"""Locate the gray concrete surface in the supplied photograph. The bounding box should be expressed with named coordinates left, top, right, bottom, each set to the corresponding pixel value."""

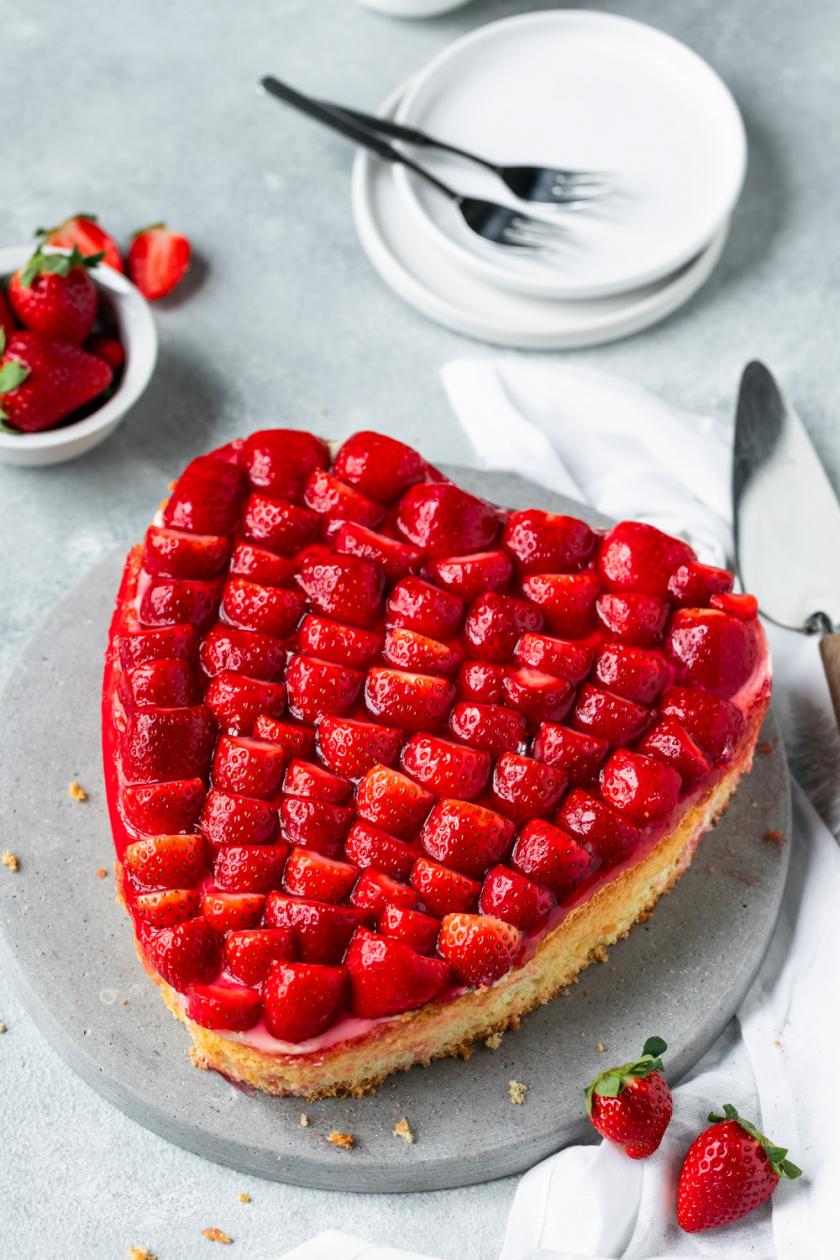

left=0, top=1, right=838, bottom=1256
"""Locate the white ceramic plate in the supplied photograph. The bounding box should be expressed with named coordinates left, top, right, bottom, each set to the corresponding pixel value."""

left=392, top=10, right=746, bottom=300
left=352, top=86, right=729, bottom=350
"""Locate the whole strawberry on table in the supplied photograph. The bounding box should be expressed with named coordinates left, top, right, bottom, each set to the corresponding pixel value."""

left=585, top=1035, right=673, bottom=1158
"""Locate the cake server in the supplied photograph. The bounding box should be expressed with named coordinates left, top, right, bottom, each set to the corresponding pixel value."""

left=733, top=360, right=840, bottom=726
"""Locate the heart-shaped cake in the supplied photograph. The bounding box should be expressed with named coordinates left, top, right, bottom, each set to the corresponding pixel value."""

left=102, top=429, right=770, bottom=1098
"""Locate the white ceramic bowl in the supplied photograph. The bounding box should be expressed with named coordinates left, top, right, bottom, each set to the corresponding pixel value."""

left=0, top=245, right=157, bottom=467
left=355, top=0, right=473, bottom=16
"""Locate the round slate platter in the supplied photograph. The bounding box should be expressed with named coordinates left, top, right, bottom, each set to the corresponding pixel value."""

left=0, top=469, right=791, bottom=1193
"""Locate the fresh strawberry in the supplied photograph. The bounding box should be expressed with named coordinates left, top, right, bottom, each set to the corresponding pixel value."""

left=420, top=799, right=514, bottom=878
left=396, top=482, right=499, bottom=557
left=243, top=492, right=320, bottom=554
left=668, top=561, right=734, bottom=607
left=213, top=842, right=289, bottom=893
left=437, top=913, right=524, bottom=987
left=200, top=890, right=265, bottom=932
left=637, top=716, right=711, bottom=787
left=479, top=864, right=554, bottom=930
left=710, top=591, right=759, bottom=621
left=0, top=289, right=16, bottom=341
left=350, top=868, right=417, bottom=913
left=285, top=653, right=363, bottom=723
left=346, top=926, right=449, bottom=1018
left=449, top=701, right=527, bottom=756
left=86, top=333, right=125, bottom=373
left=127, top=658, right=198, bottom=708
left=316, top=716, right=403, bottom=779
left=284, top=759, right=351, bottom=803
left=303, top=467, right=385, bottom=527
left=140, top=578, right=221, bottom=632
left=253, top=715, right=316, bottom=760
left=0, top=329, right=111, bottom=432
left=533, top=722, right=609, bottom=786
left=142, top=525, right=229, bottom=580
left=410, top=856, right=481, bottom=916
left=229, top=541, right=295, bottom=587
left=596, top=593, right=670, bottom=647
left=660, top=688, right=746, bottom=764
left=333, top=430, right=429, bottom=501
left=492, top=752, right=567, bottom=823
left=136, top=887, right=202, bottom=925
left=572, top=684, right=650, bottom=745
left=279, top=796, right=353, bottom=855
left=37, top=213, right=124, bottom=272
left=124, top=833, right=207, bottom=889
left=333, top=521, right=423, bottom=580
left=557, top=789, right=641, bottom=865
left=400, top=734, right=490, bottom=800
left=224, top=926, right=295, bottom=985
left=502, top=666, right=575, bottom=724
left=464, top=591, right=543, bottom=662
left=264, top=892, right=364, bottom=964
left=600, top=749, right=682, bottom=825
left=204, top=671, right=286, bottom=735
left=387, top=576, right=465, bottom=639
left=122, top=778, right=205, bottom=835
left=593, top=642, right=670, bottom=704
left=147, top=917, right=221, bottom=992
left=127, top=223, right=190, bottom=300
left=365, top=667, right=456, bottom=730
left=598, top=521, right=695, bottom=595
left=163, top=456, right=245, bottom=535
left=521, top=572, right=600, bottom=638
left=514, top=632, right=595, bottom=683
left=667, top=609, right=759, bottom=698
left=502, top=510, right=597, bottom=573
left=262, top=960, right=348, bottom=1042
left=456, top=661, right=509, bottom=704
left=297, top=614, right=383, bottom=670
left=355, top=765, right=435, bottom=838
left=8, top=245, right=100, bottom=344
left=677, top=1104, right=801, bottom=1232
left=123, top=705, right=215, bottom=782
left=585, top=1036, right=673, bottom=1158
left=378, top=903, right=441, bottom=954
left=425, top=550, right=514, bottom=599
left=186, top=982, right=262, bottom=1032
left=242, top=429, right=329, bottom=501
left=511, top=819, right=592, bottom=897
left=221, top=577, right=304, bottom=638
left=344, top=821, right=418, bottom=880
left=117, top=624, right=198, bottom=670
left=295, top=551, right=384, bottom=628
left=199, top=788, right=278, bottom=847
left=282, top=847, right=359, bottom=903
left=383, top=626, right=462, bottom=678
left=200, top=626, right=286, bottom=682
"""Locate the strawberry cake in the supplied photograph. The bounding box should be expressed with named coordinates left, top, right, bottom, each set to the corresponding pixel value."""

left=102, top=429, right=770, bottom=1098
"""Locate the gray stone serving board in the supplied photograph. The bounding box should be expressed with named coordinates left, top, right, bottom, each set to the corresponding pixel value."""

left=0, top=469, right=791, bottom=1193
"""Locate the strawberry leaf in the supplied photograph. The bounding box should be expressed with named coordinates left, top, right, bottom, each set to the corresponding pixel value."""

left=708, top=1104, right=803, bottom=1180
left=584, top=1036, right=668, bottom=1114
left=0, top=360, right=29, bottom=394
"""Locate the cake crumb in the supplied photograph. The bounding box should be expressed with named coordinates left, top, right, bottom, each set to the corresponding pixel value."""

left=121, top=998, right=129, bottom=1006
left=239, top=1192, right=251, bottom=1204
left=96, top=866, right=108, bottom=880
left=484, top=1032, right=504, bottom=1051
left=508, top=1080, right=528, bottom=1105
left=0, top=1023, right=6, bottom=1034
left=393, top=1118, right=414, bottom=1144
left=762, top=830, right=788, bottom=846
left=128, top=1249, right=156, bottom=1260
left=592, top=945, right=609, bottom=964
left=299, top=1112, right=310, bottom=1127
left=68, top=780, right=88, bottom=802
left=758, top=741, right=774, bottom=755
left=202, top=1227, right=232, bottom=1244
left=327, top=1129, right=354, bottom=1150
left=596, top=1042, right=606, bottom=1053
left=2, top=851, right=19, bottom=872
left=774, top=1038, right=782, bottom=1048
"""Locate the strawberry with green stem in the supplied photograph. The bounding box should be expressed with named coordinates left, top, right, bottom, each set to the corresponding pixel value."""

left=0, top=328, right=112, bottom=434
left=585, top=1035, right=673, bottom=1158
left=36, top=213, right=124, bottom=273
left=8, top=244, right=103, bottom=344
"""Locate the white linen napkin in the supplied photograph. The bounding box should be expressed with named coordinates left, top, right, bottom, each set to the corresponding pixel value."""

left=282, top=360, right=840, bottom=1260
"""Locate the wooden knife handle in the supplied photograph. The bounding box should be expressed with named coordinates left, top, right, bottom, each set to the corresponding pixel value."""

left=819, top=633, right=840, bottom=731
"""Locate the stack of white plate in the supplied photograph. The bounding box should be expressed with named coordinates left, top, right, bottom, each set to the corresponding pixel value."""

left=352, top=11, right=747, bottom=349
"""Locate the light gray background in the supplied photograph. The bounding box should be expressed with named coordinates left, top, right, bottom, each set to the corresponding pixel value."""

left=0, top=1, right=837, bottom=1257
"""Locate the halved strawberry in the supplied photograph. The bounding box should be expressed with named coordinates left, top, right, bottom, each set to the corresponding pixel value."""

left=283, top=759, right=351, bottom=804
left=124, top=833, right=208, bottom=889
left=122, top=778, right=205, bottom=835
left=243, top=493, right=320, bottom=554
left=229, top=541, right=295, bottom=587
left=136, top=887, right=202, bottom=925
left=420, top=799, right=514, bottom=878
left=344, top=821, right=418, bottom=880
left=492, top=752, right=567, bottom=823
left=383, top=627, right=462, bottom=678
left=660, top=687, right=746, bottom=764
left=364, top=667, right=456, bottom=730
left=637, top=716, right=711, bottom=787
left=199, top=788, right=278, bottom=847
left=668, top=561, right=734, bottom=607
left=437, top=913, right=524, bottom=987
left=148, top=917, right=221, bottom=992
left=425, top=550, right=513, bottom=599
left=386, top=577, right=465, bottom=639
left=449, top=702, right=527, bottom=756
left=400, top=734, right=490, bottom=800
left=297, top=614, right=383, bottom=670
left=316, top=716, right=403, bottom=779
left=456, top=661, right=509, bottom=704
left=242, top=429, right=330, bottom=501
left=127, top=223, right=190, bottom=300
left=355, top=765, right=434, bottom=838
left=200, top=626, right=287, bottom=682
left=710, top=592, right=759, bottom=621
left=200, top=890, right=265, bottom=932
left=143, top=526, right=229, bottom=579
left=213, top=842, right=289, bottom=893
left=396, top=482, right=499, bottom=557
left=502, top=667, right=575, bottom=724
left=333, top=430, right=429, bottom=501
left=533, top=723, right=608, bottom=786
left=285, top=653, right=363, bottom=723
left=262, top=960, right=348, bottom=1042
left=514, top=632, right=595, bottom=683
left=37, top=212, right=123, bottom=273
left=282, top=847, right=359, bottom=903
left=598, top=521, right=695, bottom=596
left=511, top=819, right=592, bottom=898
left=140, top=578, right=220, bottom=631
left=117, top=624, right=198, bottom=670
left=163, top=456, right=245, bottom=535
left=593, top=642, right=671, bottom=704
left=303, top=467, right=385, bottom=528
left=205, top=671, right=286, bottom=735
left=464, top=591, right=543, bottom=662
left=502, top=510, right=597, bottom=573
left=346, top=927, right=449, bottom=1018
left=521, top=572, right=600, bottom=638
left=600, top=749, right=682, bottom=826
left=410, top=856, right=481, bottom=917
left=479, top=865, right=554, bottom=931
left=123, top=705, right=215, bottom=782
left=186, top=982, right=262, bottom=1032
left=667, top=609, right=759, bottom=698
left=573, top=684, right=650, bottom=745
left=222, top=577, right=304, bottom=638
left=378, top=903, right=441, bottom=955
left=333, top=521, right=423, bottom=580
left=127, top=658, right=198, bottom=708
left=253, top=715, right=316, bottom=760
left=295, top=551, right=384, bottom=628
left=557, top=789, right=641, bottom=865
left=264, top=892, right=364, bottom=964
left=279, top=796, right=353, bottom=856
left=351, top=869, right=417, bottom=913
left=596, top=593, right=670, bottom=647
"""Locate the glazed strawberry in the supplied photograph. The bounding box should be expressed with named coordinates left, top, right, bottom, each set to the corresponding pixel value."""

left=449, top=701, right=527, bottom=756
left=282, top=847, right=359, bottom=903
left=344, top=821, right=418, bottom=880
left=333, top=521, right=423, bottom=580
left=213, top=843, right=289, bottom=893
left=243, top=493, right=320, bottom=554
left=639, top=718, right=710, bottom=789
left=596, top=592, right=670, bottom=647
left=387, top=577, right=465, bottom=639
left=242, top=429, right=329, bottom=501
left=0, top=289, right=16, bottom=341
left=199, top=788, right=278, bottom=847
left=400, top=734, right=491, bottom=800
left=200, top=891, right=265, bottom=932
left=514, top=632, right=595, bottom=683
left=123, top=705, right=215, bottom=782
left=117, top=624, right=199, bottom=670
left=264, top=893, right=364, bottom=964
left=37, top=213, right=123, bottom=272
left=187, top=983, right=262, bottom=1032
left=667, top=609, right=759, bottom=698
left=365, top=667, right=456, bottom=730
left=127, top=223, right=190, bottom=300
left=410, top=857, right=481, bottom=917
left=710, top=591, right=759, bottom=621
left=668, top=561, right=734, bottom=607
left=127, top=658, right=198, bottom=708
left=426, top=550, right=514, bottom=599
left=124, top=833, right=208, bottom=889
left=148, top=917, right=221, bottom=992
left=8, top=245, right=100, bottom=343
left=600, top=749, right=682, bottom=826
left=533, top=723, right=609, bottom=786
left=253, top=715, right=316, bottom=760
left=585, top=1036, right=672, bottom=1158
left=383, top=627, right=462, bottom=678
left=200, top=626, right=286, bottom=682
left=285, top=653, right=363, bottom=723
left=521, top=572, right=600, bottom=638
left=224, top=927, right=294, bottom=985
left=140, top=578, right=221, bottom=632
left=420, top=799, right=514, bottom=878
left=284, top=759, right=350, bottom=803
left=397, top=482, right=499, bottom=557
left=317, top=717, right=402, bottom=780
left=677, top=1104, right=801, bottom=1232
left=378, top=903, right=441, bottom=954
left=356, top=765, right=434, bottom=838
left=346, top=927, right=449, bottom=1018
left=279, top=796, right=353, bottom=854
left=456, top=661, right=509, bottom=704
left=221, top=577, right=303, bottom=638
left=572, top=684, right=650, bottom=745
left=479, top=865, right=554, bottom=931
left=136, top=887, right=202, bottom=925
left=511, top=819, right=592, bottom=897
left=263, top=960, right=348, bottom=1042
left=593, top=642, right=670, bottom=704
left=557, top=789, right=641, bottom=865
left=0, top=329, right=111, bottom=432
left=333, top=430, right=429, bottom=501
left=295, top=551, right=384, bottom=628
left=205, top=672, right=286, bottom=735
left=437, top=913, right=524, bottom=987
left=303, top=467, right=385, bottom=528
left=661, top=688, right=746, bottom=764
left=493, top=753, right=567, bottom=823
left=598, top=521, right=695, bottom=595
left=143, top=526, right=229, bottom=580
left=502, top=510, right=597, bottom=573
left=351, top=868, right=417, bottom=913
left=122, top=779, right=205, bottom=836
left=464, top=591, right=543, bottom=662
left=164, top=456, right=245, bottom=536
left=229, top=541, right=295, bottom=587
left=502, top=667, right=575, bottom=724
left=297, top=614, right=383, bottom=670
